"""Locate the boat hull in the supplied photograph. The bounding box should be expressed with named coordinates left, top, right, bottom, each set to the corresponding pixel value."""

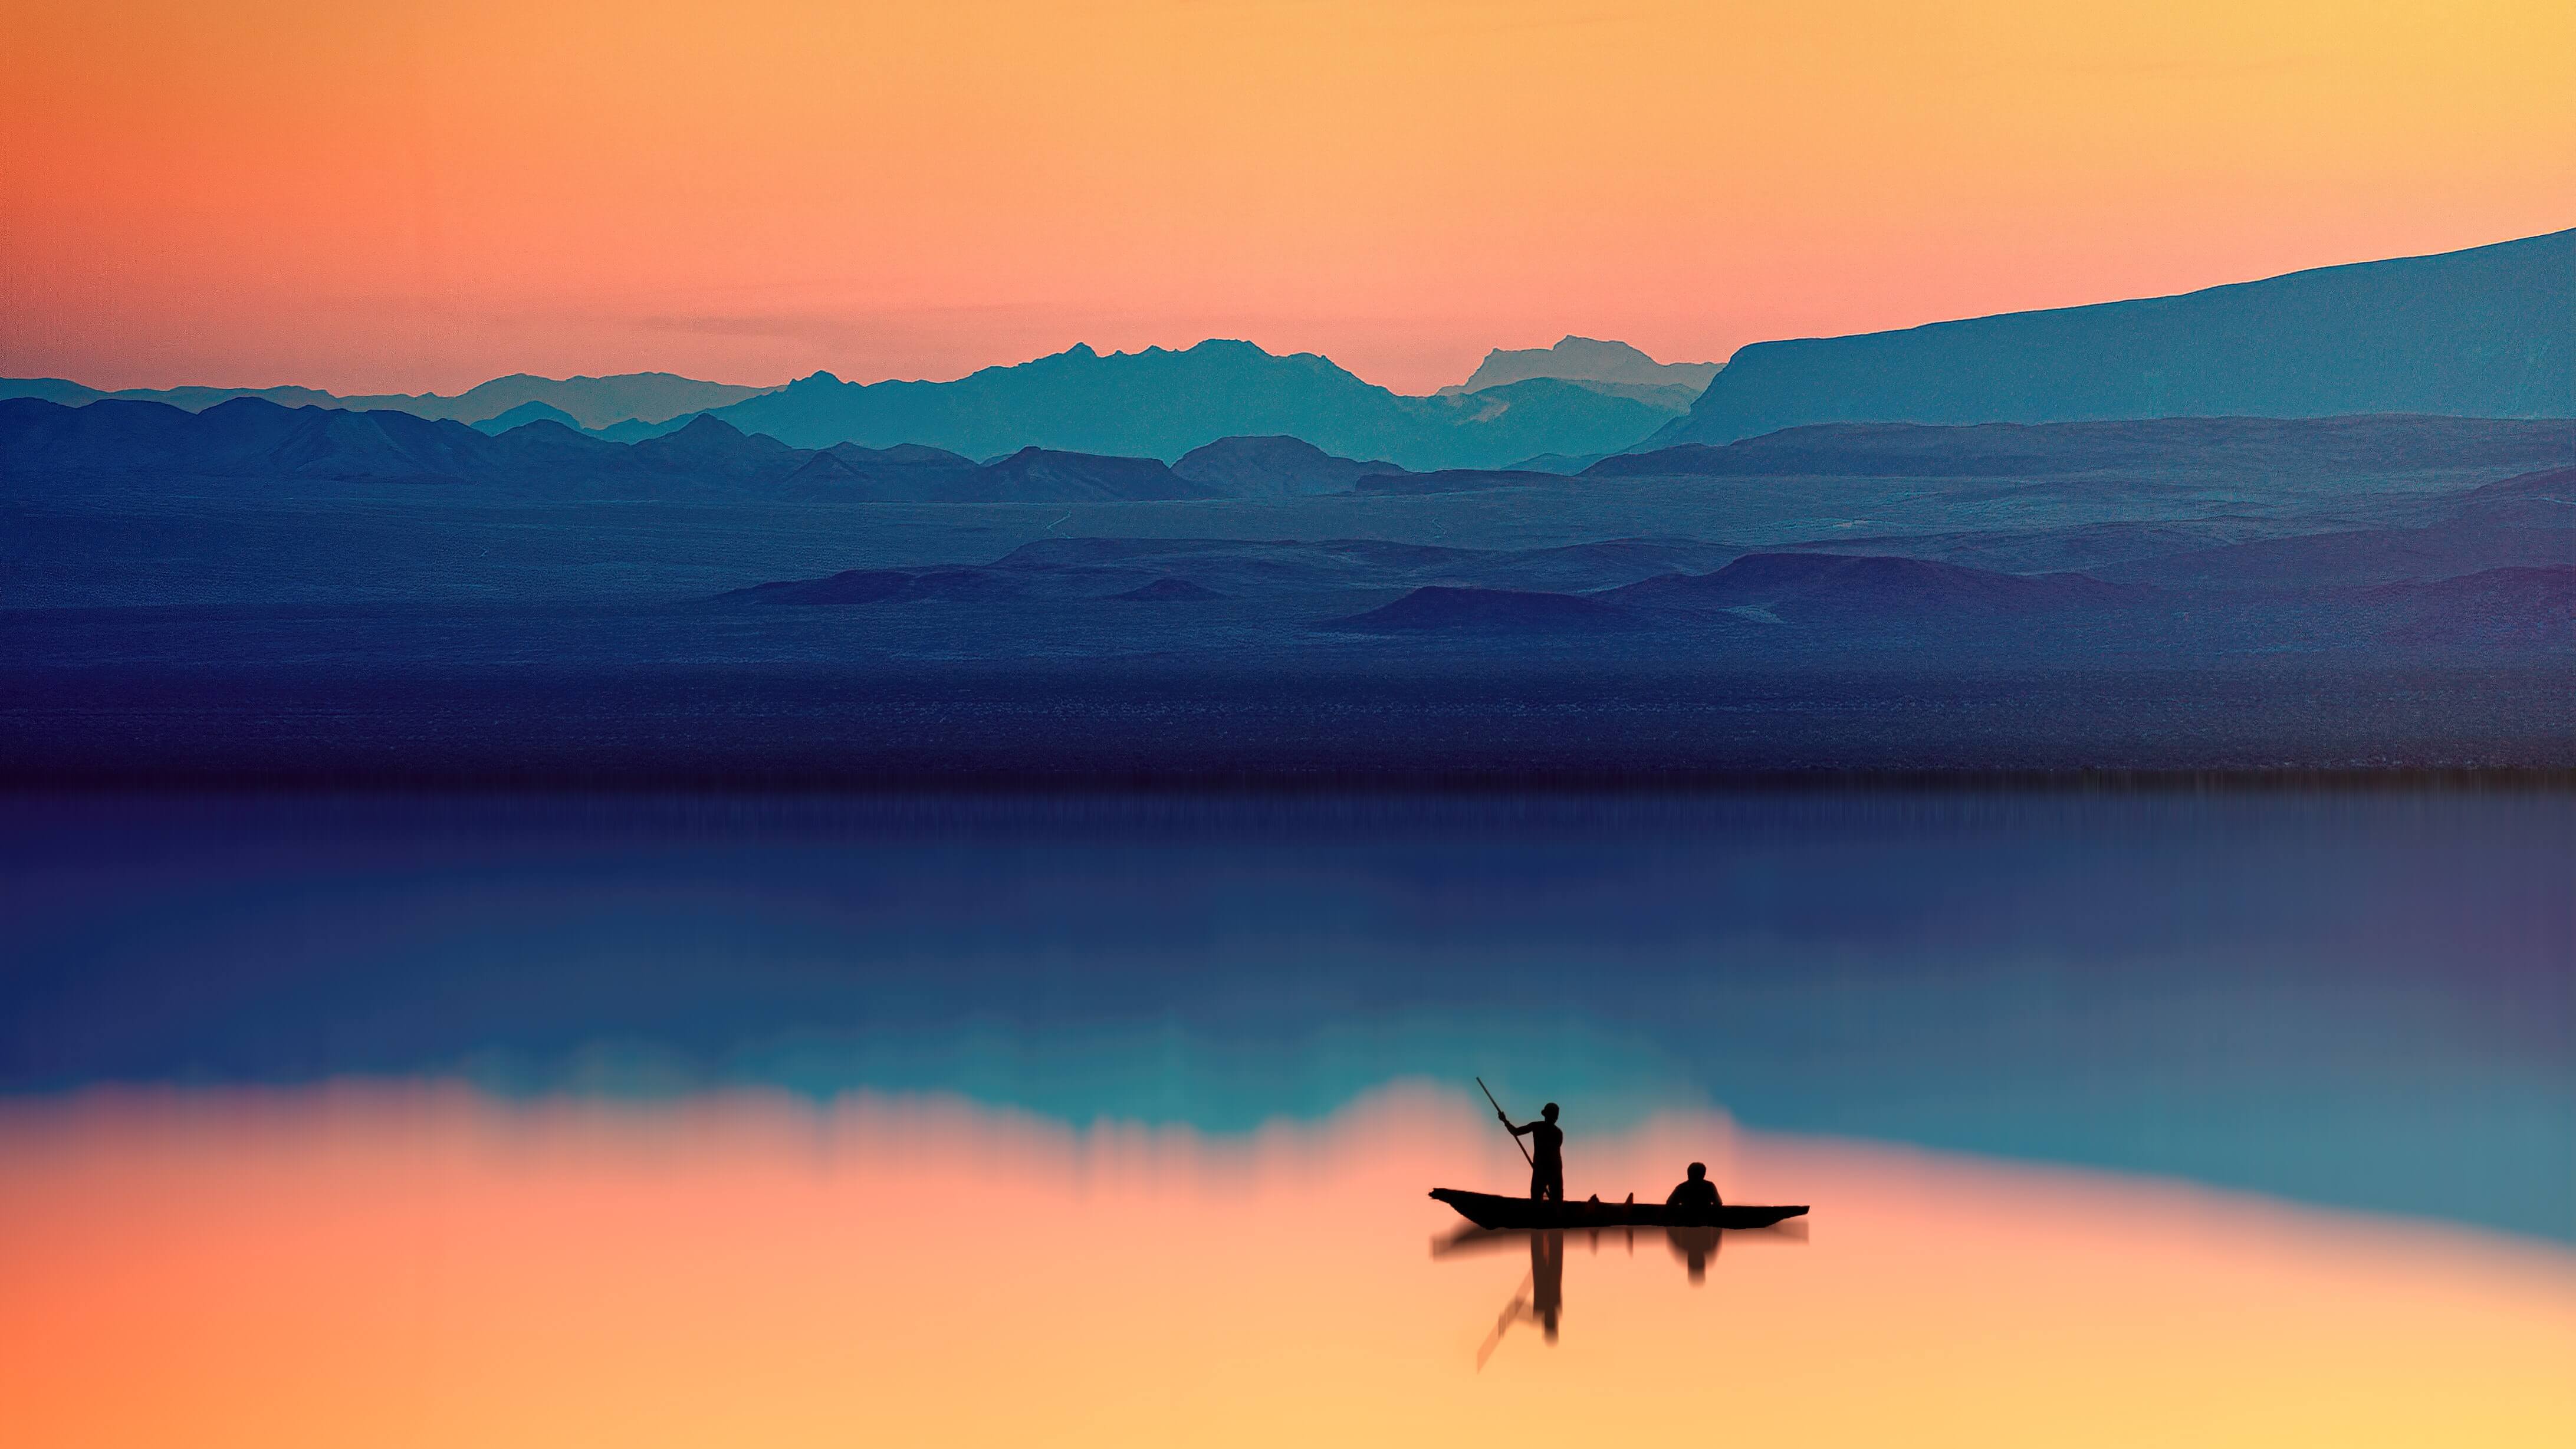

left=1430, top=1187, right=1806, bottom=1230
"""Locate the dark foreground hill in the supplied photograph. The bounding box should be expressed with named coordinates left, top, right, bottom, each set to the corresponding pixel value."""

left=1606, top=553, right=2138, bottom=617
left=5, top=407, right=2566, bottom=780
left=1323, top=586, right=1640, bottom=634
left=1651, top=228, right=2576, bottom=447
left=1598, top=415, right=2576, bottom=480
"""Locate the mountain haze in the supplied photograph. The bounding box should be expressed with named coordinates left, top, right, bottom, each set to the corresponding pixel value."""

left=1449, top=336, right=1719, bottom=411
left=471, top=400, right=585, bottom=434
left=698, top=340, right=1674, bottom=470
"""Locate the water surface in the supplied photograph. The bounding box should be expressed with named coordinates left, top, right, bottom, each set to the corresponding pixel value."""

left=0, top=789, right=2568, bottom=1444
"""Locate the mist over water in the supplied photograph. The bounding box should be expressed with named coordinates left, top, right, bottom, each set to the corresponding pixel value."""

left=4, top=788, right=2567, bottom=1238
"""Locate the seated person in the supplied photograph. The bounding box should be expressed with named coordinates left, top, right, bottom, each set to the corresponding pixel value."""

left=1665, top=1161, right=1723, bottom=1210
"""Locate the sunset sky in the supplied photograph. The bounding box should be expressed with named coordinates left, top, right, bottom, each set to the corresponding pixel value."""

left=5, top=0, right=2570, bottom=395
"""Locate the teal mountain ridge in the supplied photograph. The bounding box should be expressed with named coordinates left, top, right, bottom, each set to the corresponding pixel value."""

left=1648, top=228, right=2576, bottom=448
left=692, top=340, right=1677, bottom=471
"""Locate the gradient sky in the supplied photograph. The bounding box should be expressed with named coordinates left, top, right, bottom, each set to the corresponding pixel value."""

left=5, top=1, right=2570, bottom=395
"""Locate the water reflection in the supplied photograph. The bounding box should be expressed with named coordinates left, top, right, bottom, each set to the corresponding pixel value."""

left=1440, top=1218, right=1800, bottom=1366
left=2, top=1084, right=2568, bottom=1446
left=1471, top=1231, right=1563, bottom=1363
left=1667, top=1225, right=1719, bottom=1283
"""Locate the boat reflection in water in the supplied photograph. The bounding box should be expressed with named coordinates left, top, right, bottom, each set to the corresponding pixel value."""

left=1437, top=1215, right=1806, bottom=1365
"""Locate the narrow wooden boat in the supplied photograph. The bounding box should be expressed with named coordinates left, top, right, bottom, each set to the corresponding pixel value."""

left=1430, top=1187, right=1807, bottom=1230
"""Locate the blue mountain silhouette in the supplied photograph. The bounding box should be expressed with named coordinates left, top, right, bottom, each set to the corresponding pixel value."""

left=698, top=340, right=1671, bottom=469
left=1650, top=228, right=2575, bottom=447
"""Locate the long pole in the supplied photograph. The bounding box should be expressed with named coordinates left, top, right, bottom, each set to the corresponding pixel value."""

left=1477, top=1076, right=1534, bottom=1166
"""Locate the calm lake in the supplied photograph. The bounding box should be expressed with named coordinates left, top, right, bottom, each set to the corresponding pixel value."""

left=2, top=789, right=2569, bottom=1445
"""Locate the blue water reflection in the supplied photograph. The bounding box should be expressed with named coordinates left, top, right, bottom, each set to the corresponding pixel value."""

left=2, top=790, right=2567, bottom=1239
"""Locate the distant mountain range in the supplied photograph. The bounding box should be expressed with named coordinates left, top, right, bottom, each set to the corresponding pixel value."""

left=1443, top=336, right=1719, bottom=413
left=0, top=373, right=778, bottom=429
left=15, top=397, right=2568, bottom=518
left=690, top=340, right=1678, bottom=471
left=2, top=346, right=1684, bottom=470
left=1651, top=228, right=2576, bottom=448
left=9, top=228, right=2567, bottom=470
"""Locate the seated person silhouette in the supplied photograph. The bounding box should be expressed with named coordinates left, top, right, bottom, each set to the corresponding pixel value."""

left=1500, top=1102, right=1565, bottom=1202
left=1665, top=1161, right=1723, bottom=1213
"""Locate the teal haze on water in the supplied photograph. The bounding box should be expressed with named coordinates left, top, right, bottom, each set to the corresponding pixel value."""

left=2, top=791, right=2565, bottom=1243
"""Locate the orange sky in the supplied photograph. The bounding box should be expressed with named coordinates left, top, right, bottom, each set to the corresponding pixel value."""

left=4, top=1, right=2570, bottom=394
left=3, top=1085, right=2570, bottom=1447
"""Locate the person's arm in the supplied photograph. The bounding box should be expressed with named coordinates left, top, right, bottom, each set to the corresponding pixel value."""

left=1499, top=1113, right=1533, bottom=1136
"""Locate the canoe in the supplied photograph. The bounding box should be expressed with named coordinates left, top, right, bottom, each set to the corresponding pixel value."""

left=1430, top=1187, right=1807, bottom=1231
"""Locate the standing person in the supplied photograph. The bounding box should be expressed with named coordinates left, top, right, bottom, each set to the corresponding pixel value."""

left=1499, top=1102, right=1565, bottom=1202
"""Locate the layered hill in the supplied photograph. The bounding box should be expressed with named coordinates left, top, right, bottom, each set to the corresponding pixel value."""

left=1651, top=228, right=2576, bottom=448
left=1171, top=435, right=1405, bottom=495
left=1324, top=586, right=1639, bottom=634
left=1596, top=416, right=2576, bottom=480
left=697, top=340, right=1673, bottom=469
left=2, top=349, right=1674, bottom=469
left=0, top=397, right=1210, bottom=501
left=471, top=400, right=585, bottom=434
left=1606, top=553, right=2137, bottom=617
left=8, top=405, right=2570, bottom=777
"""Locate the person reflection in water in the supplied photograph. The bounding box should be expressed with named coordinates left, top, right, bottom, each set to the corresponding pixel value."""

left=1665, top=1161, right=1723, bottom=1212
left=1499, top=1102, right=1565, bottom=1202
left=1666, top=1225, right=1721, bottom=1284
left=1480, top=1227, right=1570, bottom=1364
left=1529, top=1230, right=1565, bottom=1342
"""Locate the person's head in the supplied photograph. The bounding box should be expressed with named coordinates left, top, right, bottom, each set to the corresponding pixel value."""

left=1686, top=1162, right=1707, bottom=1181
left=1540, top=1102, right=1559, bottom=1122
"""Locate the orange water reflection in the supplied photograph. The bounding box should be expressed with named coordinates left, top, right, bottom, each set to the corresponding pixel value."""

left=2, top=1085, right=2568, bottom=1447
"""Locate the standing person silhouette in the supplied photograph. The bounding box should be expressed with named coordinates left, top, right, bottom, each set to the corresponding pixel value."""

left=1500, top=1102, right=1565, bottom=1202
